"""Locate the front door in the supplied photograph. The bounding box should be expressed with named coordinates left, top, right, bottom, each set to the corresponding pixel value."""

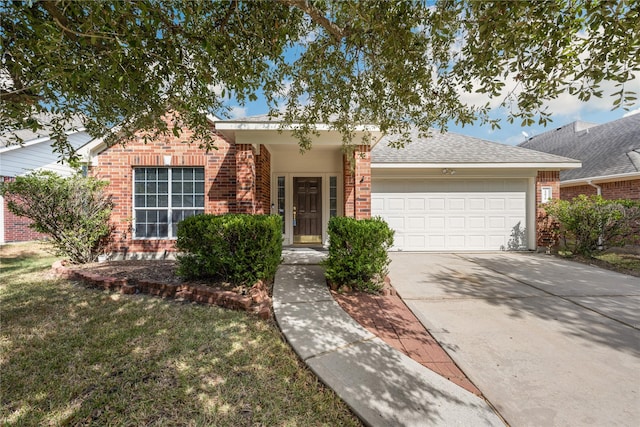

left=293, top=177, right=322, bottom=244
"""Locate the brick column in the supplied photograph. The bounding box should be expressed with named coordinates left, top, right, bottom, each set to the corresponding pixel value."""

left=255, top=145, right=271, bottom=214
left=343, top=153, right=355, bottom=218
left=354, top=145, right=371, bottom=219
left=536, top=171, right=561, bottom=249
left=235, top=144, right=256, bottom=214
left=343, top=145, right=371, bottom=219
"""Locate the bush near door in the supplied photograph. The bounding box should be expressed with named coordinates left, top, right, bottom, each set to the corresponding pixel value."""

left=324, top=216, right=394, bottom=293
left=176, top=214, right=282, bottom=286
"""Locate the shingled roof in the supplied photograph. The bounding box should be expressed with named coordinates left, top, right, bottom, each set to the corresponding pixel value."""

left=518, top=114, right=640, bottom=181
left=372, top=127, right=579, bottom=165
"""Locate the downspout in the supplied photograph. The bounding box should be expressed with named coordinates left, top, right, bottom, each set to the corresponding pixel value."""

left=587, top=180, right=604, bottom=250
left=587, top=180, right=602, bottom=196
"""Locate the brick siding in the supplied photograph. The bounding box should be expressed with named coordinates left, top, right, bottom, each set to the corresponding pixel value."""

left=2, top=176, right=49, bottom=242
left=561, top=179, right=640, bottom=201
left=343, top=145, right=371, bottom=219
left=536, top=171, right=561, bottom=249
left=91, top=114, right=271, bottom=254
left=256, top=144, right=271, bottom=214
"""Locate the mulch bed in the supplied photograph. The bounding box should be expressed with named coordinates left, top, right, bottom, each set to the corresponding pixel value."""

left=55, top=260, right=272, bottom=319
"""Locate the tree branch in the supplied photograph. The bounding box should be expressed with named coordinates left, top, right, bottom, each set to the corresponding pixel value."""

left=40, top=1, right=118, bottom=43
left=278, top=0, right=348, bottom=41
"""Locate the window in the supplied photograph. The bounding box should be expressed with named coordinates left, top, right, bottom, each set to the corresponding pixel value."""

left=277, top=176, right=285, bottom=233
left=329, top=176, right=338, bottom=218
left=541, top=186, right=553, bottom=203
left=133, top=167, right=205, bottom=238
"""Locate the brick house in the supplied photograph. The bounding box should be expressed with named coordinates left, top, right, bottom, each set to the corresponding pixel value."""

left=0, top=115, right=94, bottom=243
left=519, top=114, right=640, bottom=201
left=78, top=113, right=580, bottom=257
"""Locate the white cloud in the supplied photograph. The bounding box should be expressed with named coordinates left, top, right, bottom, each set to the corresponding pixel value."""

left=623, top=107, right=640, bottom=117
left=229, top=106, right=247, bottom=119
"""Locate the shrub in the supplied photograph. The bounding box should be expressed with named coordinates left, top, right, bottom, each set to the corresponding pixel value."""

left=0, top=171, right=113, bottom=264
left=544, top=195, right=640, bottom=257
left=323, top=216, right=394, bottom=293
left=176, top=214, right=282, bottom=286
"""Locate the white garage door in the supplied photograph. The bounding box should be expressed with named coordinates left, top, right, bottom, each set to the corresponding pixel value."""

left=372, top=179, right=528, bottom=251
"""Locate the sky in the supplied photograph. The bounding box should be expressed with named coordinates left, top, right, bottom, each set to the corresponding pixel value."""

left=225, top=84, right=640, bottom=147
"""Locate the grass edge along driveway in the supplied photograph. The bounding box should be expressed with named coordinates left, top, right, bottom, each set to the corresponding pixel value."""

left=0, top=243, right=361, bottom=426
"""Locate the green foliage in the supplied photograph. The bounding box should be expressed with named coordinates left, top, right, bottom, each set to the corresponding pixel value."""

left=544, top=195, right=640, bottom=257
left=176, top=214, right=283, bottom=286
left=323, top=216, right=394, bottom=293
left=0, top=171, right=114, bottom=264
left=2, top=1, right=639, bottom=159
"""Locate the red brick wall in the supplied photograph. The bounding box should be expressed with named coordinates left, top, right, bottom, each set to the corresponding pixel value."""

left=2, top=176, right=48, bottom=242
left=354, top=145, right=371, bottom=219
left=561, top=179, right=640, bottom=201
left=536, top=171, right=561, bottom=249
left=343, top=146, right=371, bottom=219
left=343, top=154, right=355, bottom=218
left=91, top=115, right=238, bottom=254
left=235, top=144, right=256, bottom=214
left=255, top=144, right=271, bottom=214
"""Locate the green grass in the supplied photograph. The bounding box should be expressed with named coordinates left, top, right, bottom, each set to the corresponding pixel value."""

left=594, top=252, right=640, bottom=272
left=1, top=243, right=361, bottom=426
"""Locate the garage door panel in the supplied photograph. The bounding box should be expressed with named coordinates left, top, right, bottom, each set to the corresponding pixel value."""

left=405, top=235, right=427, bottom=249
left=407, top=216, right=426, bottom=230
left=429, top=235, right=446, bottom=248
left=468, top=198, right=485, bottom=210
left=447, top=235, right=466, bottom=248
left=407, top=198, right=426, bottom=211
left=429, top=216, right=445, bottom=229
left=488, top=217, right=505, bottom=229
left=509, top=198, right=526, bottom=210
left=488, top=198, right=505, bottom=210
left=371, top=179, right=529, bottom=251
left=386, top=198, right=405, bottom=211
left=467, top=235, right=486, bottom=248
left=449, top=199, right=465, bottom=210
left=449, top=217, right=465, bottom=229
left=385, top=216, right=405, bottom=231
left=429, top=198, right=446, bottom=210
left=468, top=216, right=486, bottom=229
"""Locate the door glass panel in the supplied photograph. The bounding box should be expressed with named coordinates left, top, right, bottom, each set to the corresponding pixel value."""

left=277, top=176, right=285, bottom=234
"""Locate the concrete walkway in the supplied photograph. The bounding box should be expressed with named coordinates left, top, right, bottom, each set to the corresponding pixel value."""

left=273, top=248, right=504, bottom=427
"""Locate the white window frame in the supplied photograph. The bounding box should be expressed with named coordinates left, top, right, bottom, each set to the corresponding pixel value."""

left=541, top=186, right=553, bottom=203
left=132, top=167, right=205, bottom=239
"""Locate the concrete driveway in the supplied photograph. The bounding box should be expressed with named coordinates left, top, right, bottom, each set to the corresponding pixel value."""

left=389, top=252, right=640, bottom=427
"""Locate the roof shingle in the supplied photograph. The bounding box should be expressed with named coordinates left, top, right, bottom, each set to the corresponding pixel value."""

left=373, top=127, right=579, bottom=164
left=518, top=114, right=640, bottom=180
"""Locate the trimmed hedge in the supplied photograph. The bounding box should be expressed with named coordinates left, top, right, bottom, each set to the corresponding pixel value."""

left=323, top=216, right=394, bottom=293
left=176, top=214, right=283, bottom=286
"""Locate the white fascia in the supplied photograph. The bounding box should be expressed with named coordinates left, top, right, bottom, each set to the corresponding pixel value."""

left=0, top=128, right=87, bottom=154
left=561, top=172, right=640, bottom=186
left=215, top=121, right=380, bottom=133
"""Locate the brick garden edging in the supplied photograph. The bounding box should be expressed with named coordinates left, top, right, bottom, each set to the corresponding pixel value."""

left=51, top=260, right=272, bottom=319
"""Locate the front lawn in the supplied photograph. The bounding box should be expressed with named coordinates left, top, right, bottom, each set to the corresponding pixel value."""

left=0, top=243, right=361, bottom=426
left=593, top=252, right=640, bottom=275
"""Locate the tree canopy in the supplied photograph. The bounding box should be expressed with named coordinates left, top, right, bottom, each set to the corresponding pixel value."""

left=1, top=0, right=639, bottom=159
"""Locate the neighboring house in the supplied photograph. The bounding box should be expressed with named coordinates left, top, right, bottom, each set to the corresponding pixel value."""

left=518, top=114, right=640, bottom=200
left=0, top=115, right=94, bottom=243
left=79, top=113, right=580, bottom=257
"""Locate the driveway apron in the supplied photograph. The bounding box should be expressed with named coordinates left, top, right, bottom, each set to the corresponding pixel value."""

left=389, top=252, right=640, bottom=427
